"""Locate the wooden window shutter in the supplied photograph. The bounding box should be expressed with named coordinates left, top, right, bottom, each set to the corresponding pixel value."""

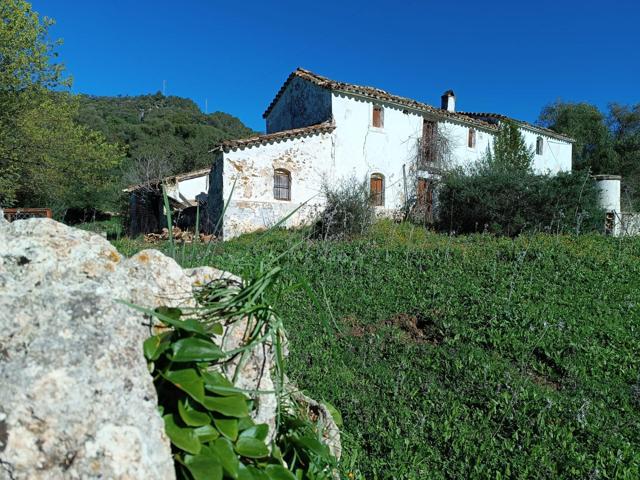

left=372, top=106, right=383, bottom=128
left=273, top=169, right=291, bottom=200
left=370, top=174, right=384, bottom=206
left=468, top=129, right=476, bottom=148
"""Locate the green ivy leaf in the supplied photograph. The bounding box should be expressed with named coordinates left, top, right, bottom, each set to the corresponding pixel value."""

left=163, top=414, right=201, bottom=455
left=264, top=465, right=296, bottom=480
left=213, top=416, right=239, bottom=441
left=239, top=424, right=269, bottom=441
left=172, top=337, right=225, bottom=363
left=154, top=306, right=207, bottom=335
left=212, top=437, right=240, bottom=479
left=193, top=424, right=220, bottom=442
left=322, top=401, right=343, bottom=428
left=178, top=398, right=210, bottom=427
left=292, top=435, right=330, bottom=459
left=202, top=371, right=240, bottom=396
left=234, top=437, right=269, bottom=459
left=211, top=322, right=224, bottom=335
left=238, top=416, right=255, bottom=431
left=163, top=368, right=205, bottom=403
left=143, top=332, right=172, bottom=361
left=239, top=464, right=270, bottom=480
left=203, top=395, right=249, bottom=418
left=184, top=448, right=223, bottom=480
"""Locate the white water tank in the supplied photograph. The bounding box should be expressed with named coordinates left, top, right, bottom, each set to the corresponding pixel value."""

left=594, top=175, right=621, bottom=212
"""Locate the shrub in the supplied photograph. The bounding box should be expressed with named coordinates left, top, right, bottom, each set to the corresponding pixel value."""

left=313, top=176, right=374, bottom=239
left=437, top=170, right=605, bottom=235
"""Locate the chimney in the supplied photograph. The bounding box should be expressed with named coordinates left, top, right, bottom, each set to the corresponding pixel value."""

left=441, top=90, right=456, bottom=112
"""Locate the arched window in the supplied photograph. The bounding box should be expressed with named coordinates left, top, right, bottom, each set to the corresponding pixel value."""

left=536, top=136, right=544, bottom=155
left=273, top=168, right=291, bottom=201
left=370, top=173, right=385, bottom=206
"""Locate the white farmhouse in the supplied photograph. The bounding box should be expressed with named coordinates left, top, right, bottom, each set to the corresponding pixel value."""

left=208, top=68, right=574, bottom=239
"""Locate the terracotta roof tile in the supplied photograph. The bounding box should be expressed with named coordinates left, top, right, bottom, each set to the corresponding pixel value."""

left=210, top=120, right=335, bottom=153
left=262, top=68, right=498, bottom=131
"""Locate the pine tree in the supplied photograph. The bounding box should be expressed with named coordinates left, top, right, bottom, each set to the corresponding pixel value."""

left=483, top=121, right=534, bottom=173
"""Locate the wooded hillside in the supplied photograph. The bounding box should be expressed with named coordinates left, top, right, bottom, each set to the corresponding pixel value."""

left=76, top=93, right=256, bottom=179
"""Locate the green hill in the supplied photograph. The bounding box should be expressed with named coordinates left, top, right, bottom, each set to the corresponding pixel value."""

left=76, top=93, right=256, bottom=178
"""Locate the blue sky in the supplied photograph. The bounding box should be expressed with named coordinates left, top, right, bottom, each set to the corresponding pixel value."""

left=32, top=0, right=639, bottom=132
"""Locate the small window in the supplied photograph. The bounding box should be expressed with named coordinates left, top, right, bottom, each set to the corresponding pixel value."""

left=370, top=173, right=384, bottom=206
left=468, top=129, right=476, bottom=149
left=372, top=105, right=384, bottom=128
left=273, top=168, right=291, bottom=201
left=536, top=136, right=544, bottom=155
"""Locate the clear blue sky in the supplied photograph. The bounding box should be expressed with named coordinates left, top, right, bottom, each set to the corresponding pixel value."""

left=32, top=0, right=639, bottom=132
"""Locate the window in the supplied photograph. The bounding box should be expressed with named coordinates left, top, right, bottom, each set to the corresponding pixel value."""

left=372, top=105, right=384, bottom=128
left=468, top=129, right=476, bottom=149
left=370, top=173, right=384, bottom=206
left=536, top=136, right=544, bottom=155
left=273, top=168, right=291, bottom=200
left=420, top=119, right=437, bottom=167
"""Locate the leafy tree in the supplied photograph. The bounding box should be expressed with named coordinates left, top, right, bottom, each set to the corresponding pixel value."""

left=0, top=0, right=123, bottom=212
left=537, top=101, right=618, bottom=173
left=608, top=103, right=640, bottom=209
left=480, top=120, right=534, bottom=173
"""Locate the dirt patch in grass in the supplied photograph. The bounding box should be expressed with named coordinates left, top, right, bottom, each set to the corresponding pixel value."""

left=340, top=312, right=444, bottom=345
left=386, top=313, right=445, bottom=345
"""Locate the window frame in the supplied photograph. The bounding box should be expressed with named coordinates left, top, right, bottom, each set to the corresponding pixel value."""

left=467, top=128, right=476, bottom=149
left=273, top=168, right=291, bottom=201
left=370, top=173, right=385, bottom=207
left=536, top=136, right=544, bottom=155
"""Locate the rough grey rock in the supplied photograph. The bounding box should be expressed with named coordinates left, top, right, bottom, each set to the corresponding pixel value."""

left=0, top=219, right=176, bottom=479
left=0, top=218, right=341, bottom=479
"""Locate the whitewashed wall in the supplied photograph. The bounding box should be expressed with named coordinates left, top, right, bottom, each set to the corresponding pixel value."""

left=330, top=93, right=498, bottom=210
left=219, top=133, right=334, bottom=239
left=165, top=174, right=209, bottom=204
left=520, top=129, right=572, bottom=174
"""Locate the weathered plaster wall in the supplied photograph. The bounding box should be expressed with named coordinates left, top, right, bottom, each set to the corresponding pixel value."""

left=220, top=133, right=334, bottom=239
left=621, top=212, right=640, bottom=236
left=266, top=77, right=332, bottom=133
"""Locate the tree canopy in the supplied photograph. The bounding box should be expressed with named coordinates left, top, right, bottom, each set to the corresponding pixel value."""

left=0, top=0, right=123, bottom=213
left=75, top=93, right=256, bottom=182
left=538, top=100, right=640, bottom=209
left=480, top=120, right=534, bottom=174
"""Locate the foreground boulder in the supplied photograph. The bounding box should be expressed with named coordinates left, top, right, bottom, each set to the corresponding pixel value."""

left=0, top=219, right=289, bottom=479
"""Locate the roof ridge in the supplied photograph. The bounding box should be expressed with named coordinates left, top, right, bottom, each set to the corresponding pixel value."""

left=210, top=120, right=336, bottom=153
left=262, top=68, right=498, bottom=130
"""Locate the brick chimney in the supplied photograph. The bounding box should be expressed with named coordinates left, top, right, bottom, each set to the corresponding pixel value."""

left=441, top=90, right=455, bottom=112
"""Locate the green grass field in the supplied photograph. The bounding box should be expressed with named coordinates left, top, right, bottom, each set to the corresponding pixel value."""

left=113, top=221, right=640, bottom=479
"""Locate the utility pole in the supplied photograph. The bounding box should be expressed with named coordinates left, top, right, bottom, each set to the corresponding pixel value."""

left=205, top=98, right=208, bottom=114
left=162, top=80, right=166, bottom=96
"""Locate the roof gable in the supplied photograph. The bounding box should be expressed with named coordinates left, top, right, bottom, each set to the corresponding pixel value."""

left=263, top=68, right=497, bottom=131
